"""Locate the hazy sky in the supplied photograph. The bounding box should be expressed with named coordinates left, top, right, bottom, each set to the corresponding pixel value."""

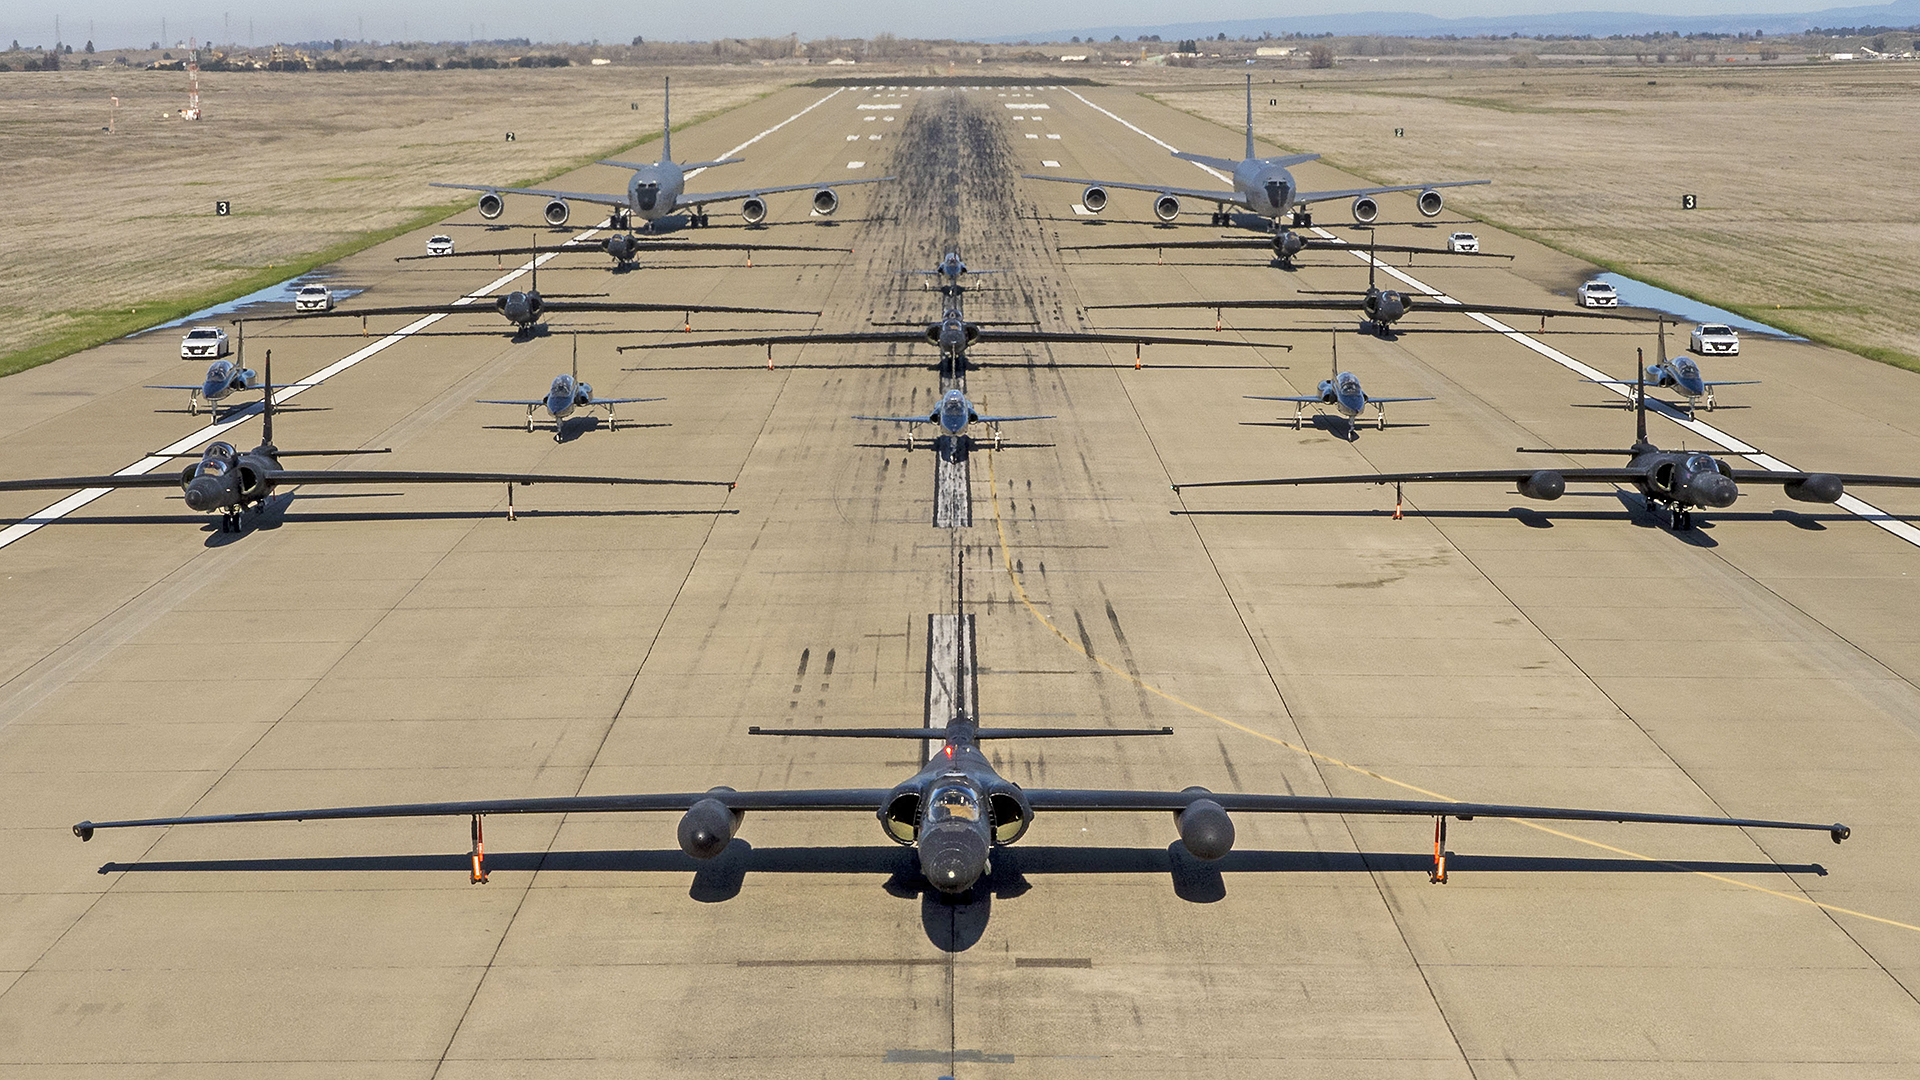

left=7, top=1, right=1874, bottom=51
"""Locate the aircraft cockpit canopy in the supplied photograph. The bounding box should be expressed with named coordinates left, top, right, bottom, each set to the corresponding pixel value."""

left=927, top=785, right=981, bottom=825
left=197, top=442, right=238, bottom=477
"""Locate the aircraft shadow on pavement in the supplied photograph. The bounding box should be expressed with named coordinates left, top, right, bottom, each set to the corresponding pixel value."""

left=98, top=840, right=1826, bottom=951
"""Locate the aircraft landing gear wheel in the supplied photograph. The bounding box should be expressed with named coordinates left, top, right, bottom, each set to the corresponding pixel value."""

left=1672, top=506, right=1692, bottom=530
left=189, top=398, right=199, bottom=416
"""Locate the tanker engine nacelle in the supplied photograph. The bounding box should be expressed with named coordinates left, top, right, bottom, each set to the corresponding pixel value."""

left=477, top=192, right=504, bottom=219
left=543, top=199, right=571, bottom=227
left=811, top=188, right=840, bottom=215
left=740, top=197, right=768, bottom=225
left=1080, top=186, right=1108, bottom=213
left=1350, top=196, right=1380, bottom=224
left=1153, top=193, right=1182, bottom=223
left=1417, top=188, right=1445, bottom=217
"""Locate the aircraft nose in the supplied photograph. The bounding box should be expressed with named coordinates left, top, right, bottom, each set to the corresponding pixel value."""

left=183, top=477, right=224, bottom=512
left=1692, top=473, right=1739, bottom=508
left=918, top=822, right=989, bottom=894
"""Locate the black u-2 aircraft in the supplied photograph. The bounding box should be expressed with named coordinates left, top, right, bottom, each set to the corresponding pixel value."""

left=1175, top=356, right=1920, bottom=530
left=0, top=352, right=734, bottom=533
left=395, top=234, right=850, bottom=270
left=72, top=702, right=1847, bottom=893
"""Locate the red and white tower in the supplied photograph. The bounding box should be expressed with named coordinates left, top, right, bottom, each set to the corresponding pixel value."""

left=182, top=38, right=202, bottom=120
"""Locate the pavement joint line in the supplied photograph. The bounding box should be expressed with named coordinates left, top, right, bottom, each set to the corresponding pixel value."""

left=0, top=86, right=847, bottom=555
left=1065, top=84, right=1920, bottom=549
left=1015, top=101, right=1920, bottom=934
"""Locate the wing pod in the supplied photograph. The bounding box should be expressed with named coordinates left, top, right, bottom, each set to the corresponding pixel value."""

left=677, top=788, right=744, bottom=859
left=1784, top=473, right=1844, bottom=503
left=1517, top=470, right=1567, bottom=501
left=1175, top=787, right=1235, bottom=860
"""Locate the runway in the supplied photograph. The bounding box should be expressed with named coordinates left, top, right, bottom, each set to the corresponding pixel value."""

left=2, top=78, right=1919, bottom=1077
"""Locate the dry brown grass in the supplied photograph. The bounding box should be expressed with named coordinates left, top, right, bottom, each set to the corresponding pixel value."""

left=1152, top=64, right=1920, bottom=368
left=0, top=65, right=801, bottom=373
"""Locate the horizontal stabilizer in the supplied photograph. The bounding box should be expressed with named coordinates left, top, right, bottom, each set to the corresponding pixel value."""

left=748, top=726, right=1173, bottom=739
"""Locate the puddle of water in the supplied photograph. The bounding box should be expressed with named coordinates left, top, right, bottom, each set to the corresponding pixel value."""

left=1594, top=272, right=1802, bottom=339
left=134, top=271, right=364, bottom=337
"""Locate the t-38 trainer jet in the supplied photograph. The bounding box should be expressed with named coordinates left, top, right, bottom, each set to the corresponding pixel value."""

left=1025, top=75, right=1487, bottom=228
left=1589, top=332, right=1759, bottom=417
left=68, top=703, right=1848, bottom=893
left=1252, top=334, right=1432, bottom=438
left=0, top=352, right=733, bottom=533
left=1175, top=357, right=1920, bottom=530
left=145, top=357, right=260, bottom=418
left=854, top=387, right=1053, bottom=451
left=431, top=77, right=892, bottom=230
left=479, top=337, right=663, bottom=440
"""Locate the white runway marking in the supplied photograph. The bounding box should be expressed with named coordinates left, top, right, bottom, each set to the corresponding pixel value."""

left=1047, top=133, right=1062, bottom=140
left=1059, top=86, right=1920, bottom=549
left=847, top=161, right=865, bottom=169
left=0, top=87, right=849, bottom=552
left=1026, top=133, right=1040, bottom=139
left=1041, top=160, right=1061, bottom=168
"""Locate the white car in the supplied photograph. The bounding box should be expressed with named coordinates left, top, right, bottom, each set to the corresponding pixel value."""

left=180, top=326, right=230, bottom=359
left=426, top=234, right=456, bottom=255
left=1577, top=280, right=1619, bottom=308
left=1690, top=323, right=1740, bottom=355
left=1446, top=231, right=1479, bottom=253
left=293, top=284, right=334, bottom=312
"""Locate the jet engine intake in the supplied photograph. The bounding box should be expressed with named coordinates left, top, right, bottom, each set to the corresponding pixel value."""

left=477, top=192, right=504, bottom=219
left=1784, top=473, right=1844, bottom=503
left=811, top=188, right=839, bottom=215
left=677, top=789, right=744, bottom=859
left=1517, top=470, right=1567, bottom=501
left=235, top=466, right=270, bottom=502
left=987, top=789, right=1032, bottom=845
left=1417, top=188, right=1445, bottom=217
left=1080, top=185, right=1108, bottom=213
left=740, top=197, right=768, bottom=225
left=1175, top=787, right=1235, bottom=860
left=542, top=199, right=571, bottom=227
left=1350, top=196, right=1380, bottom=224
left=1153, top=193, right=1182, bottom=223
left=880, top=790, right=920, bottom=844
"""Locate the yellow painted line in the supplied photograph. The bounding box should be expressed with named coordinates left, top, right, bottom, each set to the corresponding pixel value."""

left=982, top=453, right=1920, bottom=935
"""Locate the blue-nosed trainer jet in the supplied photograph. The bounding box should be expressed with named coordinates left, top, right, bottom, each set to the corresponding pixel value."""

left=854, top=387, right=1052, bottom=451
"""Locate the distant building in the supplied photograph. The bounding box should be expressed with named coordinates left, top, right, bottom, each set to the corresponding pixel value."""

left=1256, top=46, right=1294, bottom=57
left=1058, top=54, right=1088, bottom=62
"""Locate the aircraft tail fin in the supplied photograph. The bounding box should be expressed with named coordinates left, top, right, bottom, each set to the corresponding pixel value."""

left=1636, top=344, right=1648, bottom=445
left=661, top=76, right=671, bottom=163
left=1331, top=329, right=1338, bottom=382
left=1245, top=73, right=1255, bottom=160
left=261, top=349, right=274, bottom=449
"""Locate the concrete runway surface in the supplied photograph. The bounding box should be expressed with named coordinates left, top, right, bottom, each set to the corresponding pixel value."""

left=3, top=80, right=1920, bottom=1077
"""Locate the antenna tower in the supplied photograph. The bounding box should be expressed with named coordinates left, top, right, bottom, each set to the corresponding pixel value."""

left=182, top=39, right=202, bottom=120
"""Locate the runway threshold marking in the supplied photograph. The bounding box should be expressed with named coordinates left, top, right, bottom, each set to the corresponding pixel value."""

left=982, top=453, right=1920, bottom=935
left=1055, top=85, right=1920, bottom=548
left=0, top=86, right=847, bottom=553
left=1041, top=92, right=1920, bottom=933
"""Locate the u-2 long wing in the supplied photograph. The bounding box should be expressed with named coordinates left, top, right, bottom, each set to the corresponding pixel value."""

left=396, top=241, right=853, bottom=262
left=1061, top=238, right=1513, bottom=260
left=263, top=469, right=732, bottom=489
left=1173, top=467, right=1648, bottom=492
left=71, top=786, right=1846, bottom=843
left=1092, top=297, right=1661, bottom=322
left=1021, top=173, right=1240, bottom=205
left=618, top=329, right=1295, bottom=356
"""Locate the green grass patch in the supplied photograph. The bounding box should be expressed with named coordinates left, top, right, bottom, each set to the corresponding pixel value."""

left=0, top=82, right=794, bottom=380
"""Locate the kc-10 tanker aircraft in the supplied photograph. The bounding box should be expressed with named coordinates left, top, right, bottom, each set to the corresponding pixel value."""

left=432, top=77, right=892, bottom=229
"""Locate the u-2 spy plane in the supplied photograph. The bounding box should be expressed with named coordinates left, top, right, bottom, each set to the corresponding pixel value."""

left=1253, top=334, right=1432, bottom=438
left=855, top=387, right=1052, bottom=451
left=1175, top=355, right=1920, bottom=530
left=1090, top=233, right=1653, bottom=338
left=479, top=337, right=662, bottom=439
left=268, top=237, right=818, bottom=338
left=145, top=357, right=260, bottom=418
left=396, top=233, right=851, bottom=271
left=0, top=352, right=733, bottom=533
left=69, top=700, right=1849, bottom=894
left=1024, top=75, right=1488, bottom=229
left=431, top=77, right=891, bottom=230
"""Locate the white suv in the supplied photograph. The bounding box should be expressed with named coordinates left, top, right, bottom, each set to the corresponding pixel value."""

left=1446, top=231, right=1479, bottom=253
left=1576, top=280, right=1619, bottom=308
left=180, top=326, right=230, bottom=359
left=1690, top=323, right=1740, bottom=355
left=294, top=284, right=334, bottom=312
left=426, top=234, right=456, bottom=255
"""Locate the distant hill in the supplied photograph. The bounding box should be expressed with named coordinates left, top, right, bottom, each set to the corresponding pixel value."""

left=1006, top=0, right=1920, bottom=43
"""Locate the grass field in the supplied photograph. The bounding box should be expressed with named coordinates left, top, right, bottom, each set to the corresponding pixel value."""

left=1151, top=63, right=1920, bottom=369
left=0, top=66, right=799, bottom=376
